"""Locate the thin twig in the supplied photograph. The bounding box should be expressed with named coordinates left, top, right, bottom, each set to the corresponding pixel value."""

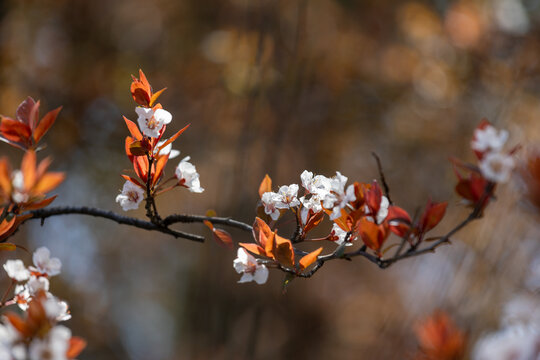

left=371, top=152, right=392, bottom=204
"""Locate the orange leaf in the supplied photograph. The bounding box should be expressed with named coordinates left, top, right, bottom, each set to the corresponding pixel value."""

left=22, top=195, right=57, bottom=211
left=133, top=156, right=149, bottom=182
left=67, top=337, right=87, bottom=359
left=0, top=118, right=31, bottom=143
left=33, top=106, right=61, bottom=143
left=203, top=220, right=214, bottom=230
left=303, top=210, right=324, bottom=234
left=274, top=233, right=295, bottom=268
left=0, top=216, right=16, bottom=236
left=33, top=172, right=65, bottom=194
left=4, top=313, right=28, bottom=337
left=358, top=217, right=385, bottom=252
left=21, top=150, right=37, bottom=191
left=0, top=158, right=11, bottom=195
left=149, top=87, right=167, bottom=107
left=123, top=116, right=143, bottom=140
left=252, top=217, right=274, bottom=250
left=239, top=242, right=266, bottom=256
left=0, top=243, right=16, bottom=251
left=212, top=228, right=233, bottom=249
left=121, top=175, right=145, bottom=188
left=299, top=247, right=323, bottom=270
left=131, top=70, right=152, bottom=106
left=157, top=124, right=190, bottom=153
left=152, top=154, right=169, bottom=187
left=258, top=174, right=272, bottom=198
left=36, top=157, right=52, bottom=179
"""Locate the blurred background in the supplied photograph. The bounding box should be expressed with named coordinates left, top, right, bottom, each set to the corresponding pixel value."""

left=1, top=0, right=540, bottom=358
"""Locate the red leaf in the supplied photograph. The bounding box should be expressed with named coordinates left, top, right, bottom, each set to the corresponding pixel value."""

left=419, top=200, right=448, bottom=233
left=121, top=175, right=145, bottom=188
left=123, top=116, right=143, bottom=140
left=156, top=124, right=190, bottom=153
left=239, top=243, right=266, bottom=256
left=15, top=97, right=36, bottom=126
left=33, top=106, right=61, bottom=143
left=212, top=228, right=233, bottom=249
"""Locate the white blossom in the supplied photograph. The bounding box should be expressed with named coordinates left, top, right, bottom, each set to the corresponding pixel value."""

left=322, top=172, right=356, bottom=220
left=233, top=248, right=268, bottom=285
left=501, top=294, right=540, bottom=328
left=135, top=107, right=172, bottom=138
left=44, top=296, right=71, bottom=322
left=301, top=170, right=331, bottom=197
left=27, top=276, right=50, bottom=295
left=29, top=325, right=71, bottom=360
left=3, top=260, right=30, bottom=282
left=479, top=152, right=515, bottom=183
left=13, top=285, right=30, bottom=311
left=331, top=223, right=353, bottom=247
left=175, top=156, right=204, bottom=193
left=115, top=181, right=145, bottom=211
left=30, top=247, right=61, bottom=277
left=473, top=325, right=540, bottom=360
left=299, top=195, right=324, bottom=224
left=261, top=192, right=281, bottom=221
left=274, top=184, right=301, bottom=209
left=11, top=170, right=28, bottom=203
left=472, top=125, right=509, bottom=153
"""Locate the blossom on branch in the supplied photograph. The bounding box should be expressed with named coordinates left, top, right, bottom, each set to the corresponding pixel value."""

left=175, top=157, right=204, bottom=193
left=3, top=260, right=30, bottom=282
left=233, top=248, right=268, bottom=284
left=479, top=152, right=515, bottom=183
left=135, top=107, right=172, bottom=138
left=472, top=122, right=509, bottom=154
left=115, top=181, right=145, bottom=211
left=30, top=247, right=61, bottom=277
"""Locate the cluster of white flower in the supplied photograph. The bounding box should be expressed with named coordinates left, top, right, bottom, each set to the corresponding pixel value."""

left=472, top=256, right=540, bottom=360
left=472, top=124, right=514, bottom=183
left=136, top=107, right=172, bottom=138
left=261, top=170, right=357, bottom=223
left=175, top=156, right=204, bottom=193
left=0, top=247, right=75, bottom=359
left=116, top=106, right=204, bottom=211
left=233, top=248, right=268, bottom=285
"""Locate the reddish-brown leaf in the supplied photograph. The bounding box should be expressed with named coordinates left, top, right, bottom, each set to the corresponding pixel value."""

left=212, top=228, right=233, bottom=249
left=358, top=217, right=386, bottom=252
left=0, top=243, right=16, bottom=251
left=157, top=124, right=190, bottom=153
left=0, top=118, right=31, bottom=143
left=274, top=233, right=295, bottom=268
left=121, top=175, right=145, bottom=188
left=299, top=247, right=323, bottom=270
left=15, top=97, right=36, bottom=126
left=258, top=174, right=272, bottom=198
left=239, top=242, right=266, bottom=256
left=22, top=195, right=57, bottom=211
left=152, top=154, right=169, bottom=187
left=33, top=172, right=65, bottom=195
left=33, top=106, right=61, bottom=143
left=419, top=201, right=448, bottom=233
left=123, top=116, right=143, bottom=140
left=21, top=150, right=37, bottom=191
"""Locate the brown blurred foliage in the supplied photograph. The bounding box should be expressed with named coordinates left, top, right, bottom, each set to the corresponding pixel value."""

left=1, top=0, right=540, bottom=359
